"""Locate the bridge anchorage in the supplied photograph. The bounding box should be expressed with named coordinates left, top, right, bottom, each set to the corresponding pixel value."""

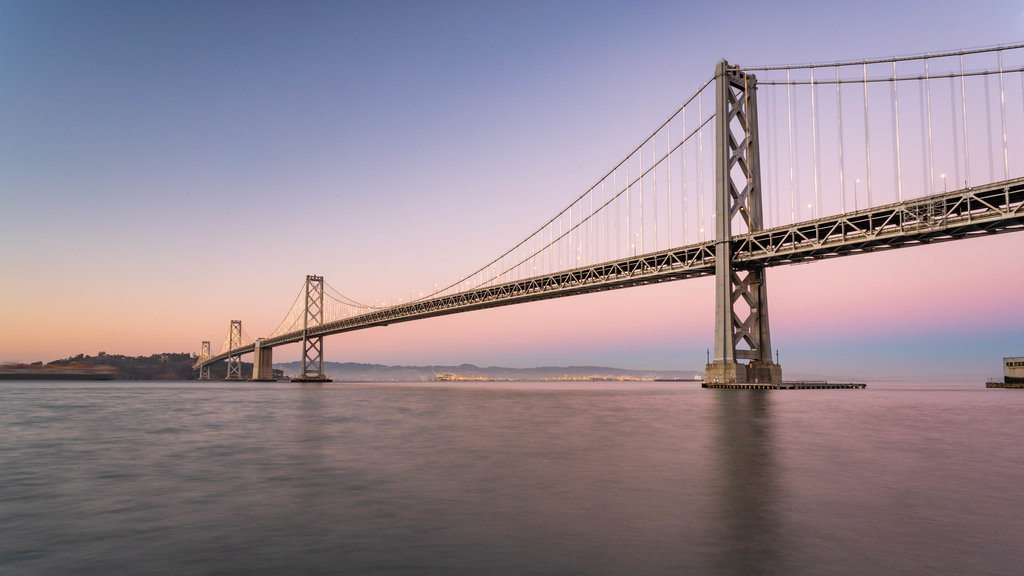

left=706, top=60, right=782, bottom=385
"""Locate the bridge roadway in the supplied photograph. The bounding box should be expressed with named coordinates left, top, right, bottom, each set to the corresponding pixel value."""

left=198, top=177, right=1024, bottom=368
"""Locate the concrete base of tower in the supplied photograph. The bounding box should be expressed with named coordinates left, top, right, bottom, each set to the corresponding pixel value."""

left=704, top=361, right=783, bottom=385
left=291, top=375, right=332, bottom=383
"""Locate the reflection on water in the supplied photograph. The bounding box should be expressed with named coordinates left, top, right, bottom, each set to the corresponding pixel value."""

left=712, top=391, right=782, bottom=575
left=1, top=381, right=1022, bottom=575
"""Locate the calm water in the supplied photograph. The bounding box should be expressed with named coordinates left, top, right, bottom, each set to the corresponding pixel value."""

left=1, top=380, right=1022, bottom=575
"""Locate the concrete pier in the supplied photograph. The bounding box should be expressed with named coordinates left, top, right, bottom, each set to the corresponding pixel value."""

left=705, top=361, right=783, bottom=385
left=251, top=340, right=276, bottom=382
left=703, top=381, right=866, bottom=390
left=986, top=381, right=1024, bottom=389
left=291, top=375, right=332, bottom=383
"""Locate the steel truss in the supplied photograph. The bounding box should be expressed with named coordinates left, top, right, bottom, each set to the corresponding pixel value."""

left=733, top=179, right=1024, bottom=266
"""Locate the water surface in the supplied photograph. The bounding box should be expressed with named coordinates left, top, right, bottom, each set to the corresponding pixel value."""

left=1, top=381, right=1021, bottom=575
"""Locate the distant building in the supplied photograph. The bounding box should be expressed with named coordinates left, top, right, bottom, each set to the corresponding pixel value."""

left=1004, top=357, right=1024, bottom=384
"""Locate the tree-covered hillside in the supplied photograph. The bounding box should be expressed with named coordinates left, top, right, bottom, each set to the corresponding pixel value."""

left=46, top=352, right=275, bottom=380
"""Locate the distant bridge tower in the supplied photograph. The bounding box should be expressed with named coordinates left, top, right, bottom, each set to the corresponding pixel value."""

left=705, top=60, right=782, bottom=385
left=198, top=340, right=211, bottom=381
left=225, top=320, right=243, bottom=381
left=293, top=275, right=332, bottom=382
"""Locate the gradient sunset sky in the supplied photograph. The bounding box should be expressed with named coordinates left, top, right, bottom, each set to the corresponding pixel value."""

left=2, top=0, right=1022, bottom=380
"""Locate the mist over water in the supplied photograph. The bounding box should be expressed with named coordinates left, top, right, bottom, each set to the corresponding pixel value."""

left=2, top=381, right=1022, bottom=575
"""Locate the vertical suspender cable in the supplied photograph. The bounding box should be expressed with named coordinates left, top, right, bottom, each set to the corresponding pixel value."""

left=926, top=58, right=936, bottom=192
left=615, top=171, right=620, bottom=259
left=561, top=211, right=569, bottom=268
left=699, top=93, right=705, bottom=241
left=925, top=60, right=933, bottom=190
left=985, top=59, right=994, bottom=182
left=892, top=61, right=903, bottom=202
left=590, top=189, right=594, bottom=264
left=653, top=137, right=657, bottom=252
left=837, top=66, right=846, bottom=214
left=960, top=54, right=970, bottom=187
left=863, top=63, right=872, bottom=208
left=810, top=67, right=820, bottom=218
left=548, top=220, right=553, bottom=274
left=683, top=107, right=688, bottom=243
left=551, top=220, right=556, bottom=273
left=667, top=124, right=671, bottom=246
left=787, top=68, right=796, bottom=224
left=951, top=77, right=961, bottom=187
left=763, top=87, right=772, bottom=225
left=918, top=71, right=928, bottom=193
left=639, top=146, right=644, bottom=255
left=568, top=196, right=573, bottom=268
left=999, top=51, right=1009, bottom=180
left=763, top=87, right=771, bottom=225
left=569, top=199, right=574, bottom=266
left=626, top=160, right=631, bottom=255
left=602, top=181, right=607, bottom=262
left=769, top=83, right=779, bottom=224
left=744, top=73, right=752, bottom=228
left=543, top=224, right=548, bottom=275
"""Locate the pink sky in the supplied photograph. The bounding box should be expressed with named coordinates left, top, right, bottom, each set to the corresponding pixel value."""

left=2, top=1, right=1022, bottom=380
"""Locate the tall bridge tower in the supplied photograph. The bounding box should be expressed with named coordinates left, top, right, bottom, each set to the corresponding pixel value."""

left=225, top=320, right=243, bottom=380
left=198, top=340, right=211, bottom=380
left=292, top=275, right=332, bottom=382
left=705, top=60, right=782, bottom=385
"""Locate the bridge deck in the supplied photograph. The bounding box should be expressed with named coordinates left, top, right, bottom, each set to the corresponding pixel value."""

left=197, top=177, right=1024, bottom=368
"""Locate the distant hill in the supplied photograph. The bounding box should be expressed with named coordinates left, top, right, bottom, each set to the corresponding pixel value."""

left=275, top=361, right=701, bottom=382
left=45, top=352, right=284, bottom=381
left=30, top=353, right=696, bottom=382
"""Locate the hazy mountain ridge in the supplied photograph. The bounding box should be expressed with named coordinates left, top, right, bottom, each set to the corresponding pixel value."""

left=275, top=361, right=702, bottom=382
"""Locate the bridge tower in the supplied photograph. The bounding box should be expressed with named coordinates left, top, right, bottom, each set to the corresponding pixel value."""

left=198, top=340, right=211, bottom=381
left=705, top=60, right=782, bottom=385
left=225, top=320, right=243, bottom=381
left=293, top=275, right=332, bottom=382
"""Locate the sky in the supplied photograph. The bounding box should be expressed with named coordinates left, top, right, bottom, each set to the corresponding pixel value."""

left=2, top=0, right=1023, bottom=380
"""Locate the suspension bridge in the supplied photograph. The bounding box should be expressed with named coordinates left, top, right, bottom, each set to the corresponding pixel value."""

left=195, top=44, right=1024, bottom=384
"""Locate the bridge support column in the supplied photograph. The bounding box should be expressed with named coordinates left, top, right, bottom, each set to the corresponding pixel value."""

left=225, top=320, right=244, bottom=381
left=198, top=340, right=211, bottom=381
left=252, top=338, right=275, bottom=381
left=293, top=275, right=332, bottom=382
left=705, top=60, right=782, bottom=385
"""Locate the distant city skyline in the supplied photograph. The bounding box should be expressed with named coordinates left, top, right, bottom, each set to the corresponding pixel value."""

left=2, top=1, right=1022, bottom=380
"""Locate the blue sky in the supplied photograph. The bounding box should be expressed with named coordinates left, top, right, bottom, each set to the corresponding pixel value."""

left=2, top=1, right=1022, bottom=379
